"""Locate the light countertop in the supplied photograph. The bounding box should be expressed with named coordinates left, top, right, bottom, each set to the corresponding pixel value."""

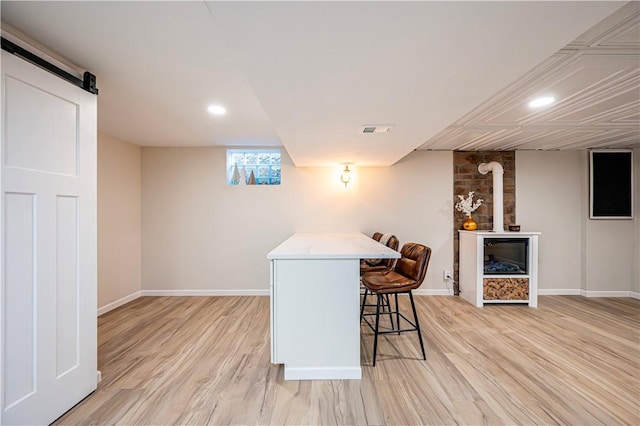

left=267, top=232, right=401, bottom=260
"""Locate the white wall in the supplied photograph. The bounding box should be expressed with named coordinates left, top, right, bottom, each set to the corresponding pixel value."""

left=516, top=151, right=583, bottom=291
left=98, top=133, right=141, bottom=312
left=582, top=150, right=636, bottom=294
left=141, top=148, right=453, bottom=294
left=584, top=219, right=635, bottom=293
left=140, top=147, right=635, bottom=297
left=516, top=150, right=638, bottom=295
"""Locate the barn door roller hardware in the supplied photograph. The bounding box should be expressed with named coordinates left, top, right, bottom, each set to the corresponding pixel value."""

left=1, top=37, right=98, bottom=95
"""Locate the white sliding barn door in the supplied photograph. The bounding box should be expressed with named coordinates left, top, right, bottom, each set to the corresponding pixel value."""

left=1, top=51, right=97, bottom=425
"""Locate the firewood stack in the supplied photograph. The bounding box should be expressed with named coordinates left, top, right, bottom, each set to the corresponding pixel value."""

left=483, top=278, right=529, bottom=300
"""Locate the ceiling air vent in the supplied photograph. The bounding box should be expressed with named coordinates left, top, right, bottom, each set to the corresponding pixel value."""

left=360, top=125, right=393, bottom=134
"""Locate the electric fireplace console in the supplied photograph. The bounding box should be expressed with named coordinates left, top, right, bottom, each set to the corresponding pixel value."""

left=459, top=230, right=540, bottom=307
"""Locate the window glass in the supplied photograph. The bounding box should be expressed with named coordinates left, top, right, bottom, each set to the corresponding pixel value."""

left=227, top=149, right=281, bottom=185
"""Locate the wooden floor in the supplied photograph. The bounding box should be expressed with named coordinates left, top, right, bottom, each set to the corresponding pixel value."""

left=55, top=295, right=639, bottom=425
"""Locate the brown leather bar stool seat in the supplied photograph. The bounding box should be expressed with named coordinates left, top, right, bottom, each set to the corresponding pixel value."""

left=363, top=270, right=418, bottom=293
left=361, top=243, right=431, bottom=366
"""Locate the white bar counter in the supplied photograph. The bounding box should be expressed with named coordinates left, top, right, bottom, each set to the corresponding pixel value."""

left=267, top=232, right=400, bottom=380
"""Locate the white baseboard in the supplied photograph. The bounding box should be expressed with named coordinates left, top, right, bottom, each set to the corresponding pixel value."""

left=538, top=289, right=582, bottom=296
left=140, top=289, right=270, bottom=297
left=581, top=290, right=637, bottom=298
left=284, top=366, right=361, bottom=380
left=538, top=289, right=640, bottom=298
left=98, top=291, right=142, bottom=316
left=413, top=289, right=454, bottom=296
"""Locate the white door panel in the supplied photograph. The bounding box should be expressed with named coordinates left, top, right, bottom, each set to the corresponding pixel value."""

left=4, top=75, right=79, bottom=176
left=3, top=192, right=36, bottom=410
left=1, top=51, right=97, bottom=425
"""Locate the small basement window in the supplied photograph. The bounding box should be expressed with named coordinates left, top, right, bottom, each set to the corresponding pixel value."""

left=227, top=149, right=281, bottom=185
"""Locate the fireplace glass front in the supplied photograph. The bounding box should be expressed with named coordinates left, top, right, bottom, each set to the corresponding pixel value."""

left=483, top=238, right=528, bottom=275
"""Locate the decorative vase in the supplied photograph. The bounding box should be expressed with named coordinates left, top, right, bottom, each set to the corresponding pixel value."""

left=463, top=215, right=478, bottom=231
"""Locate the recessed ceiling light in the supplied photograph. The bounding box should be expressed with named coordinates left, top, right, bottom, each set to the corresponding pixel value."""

left=528, top=96, right=555, bottom=108
left=207, top=104, right=227, bottom=115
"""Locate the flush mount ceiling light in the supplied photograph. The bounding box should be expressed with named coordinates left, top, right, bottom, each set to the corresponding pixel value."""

left=528, top=96, right=555, bottom=108
left=207, top=104, right=227, bottom=115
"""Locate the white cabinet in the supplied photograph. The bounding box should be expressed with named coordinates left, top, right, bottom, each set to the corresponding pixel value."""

left=459, top=231, right=540, bottom=307
left=270, top=258, right=360, bottom=379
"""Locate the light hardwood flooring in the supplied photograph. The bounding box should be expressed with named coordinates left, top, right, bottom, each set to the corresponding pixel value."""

left=55, top=295, right=639, bottom=425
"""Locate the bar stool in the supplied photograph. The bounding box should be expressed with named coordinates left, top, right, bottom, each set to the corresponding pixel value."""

left=360, top=234, right=399, bottom=327
left=361, top=243, right=431, bottom=366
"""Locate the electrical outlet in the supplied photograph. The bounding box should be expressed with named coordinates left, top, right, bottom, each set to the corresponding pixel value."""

left=443, top=270, right=453, bottom=280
